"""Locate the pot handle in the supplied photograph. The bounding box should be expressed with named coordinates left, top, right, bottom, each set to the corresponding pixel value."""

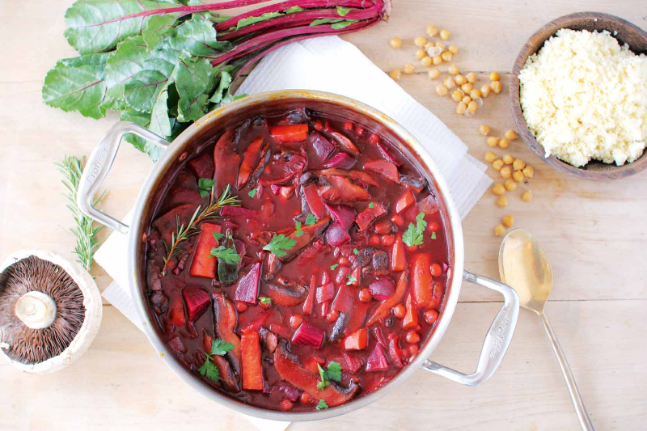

left=421, top=270, right=519, bottom=386
left=77, top=122, right=170, bottom=234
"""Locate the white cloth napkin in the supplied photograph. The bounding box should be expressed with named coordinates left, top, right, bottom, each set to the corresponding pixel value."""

left=96, top=36, right=491, bottom=431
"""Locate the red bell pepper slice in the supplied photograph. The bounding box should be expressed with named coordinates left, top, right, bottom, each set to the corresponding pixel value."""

left=343, top=327, right=368, bottom=351
left=237, top=137, right=265, bottom=190
left=189, top=223, right=222, bottom=279
left=402, top=293, right=418, bottom=329
left=241, top=332, right=264, bottom=390
left=270, top=124, right=308, bottom=143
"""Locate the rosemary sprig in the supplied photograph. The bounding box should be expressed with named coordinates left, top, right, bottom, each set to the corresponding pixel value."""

left=56, top=156, right=105, bottom=272
left=161, top=184, right=240, bottom=276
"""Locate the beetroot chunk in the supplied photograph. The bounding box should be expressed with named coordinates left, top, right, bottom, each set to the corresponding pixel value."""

left=188, top=153, right=215, bottom=179
left=316, top=282, right=335, bottom=304
left=323, top=152, right=356, bottom=169
left=325, top=204, right=357, bottom=230
left=309, top=131, right=335, bottom=160
left=368, top=278, right=395, bottom=300
left=365, top=343, right=390, bottom=372
left=235, top=262, right=262, bottom=304
left=291, top=322, right=325, bottom=349
left=325, top=222, right=351, bottom=246
left=221, top=206, right=259, bottom=218
left=182, top=287, right=211, bottom=321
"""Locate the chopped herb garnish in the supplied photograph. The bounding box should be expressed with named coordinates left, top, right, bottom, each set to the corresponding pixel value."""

left=248, top=189, right=257, bottom=198
left=198, top=339, right=235, bottom=383
left=330, top=264, right=339, bottom=270
left=295, top=221, right=304, bottom=237
left=317, top=361, right=342, bottom=391
left=210, top=245, right=241, bottom=264
left=263, top=234, right=297, bottom=257
left=368, top=202, right=375, bottom=209
left=353, top=248, right=359, bottom=255
left=346, top=274, right=357, bottom=285
left=316, top=399, right=329, bottom=410
left=198, top=178, right=215, bottom=198
left=259, top=296, right=272, bottom=305
left=402, top=212, right=427, bottom=247
left=431, top=232, right=437, bottom=240
left=305, top=214, right=317, bottom=225
left=212, top=231, right=224, bottom=241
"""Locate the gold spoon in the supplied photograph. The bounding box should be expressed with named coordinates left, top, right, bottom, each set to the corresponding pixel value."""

left=498, top=229, right=594, bottom=431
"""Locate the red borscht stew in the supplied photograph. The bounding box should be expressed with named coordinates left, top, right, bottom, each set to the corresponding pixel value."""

left=145, top=108, right=450, bottom=412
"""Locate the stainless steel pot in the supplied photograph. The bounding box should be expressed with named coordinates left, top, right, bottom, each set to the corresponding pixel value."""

left=77, top=90, right=519, bottom=421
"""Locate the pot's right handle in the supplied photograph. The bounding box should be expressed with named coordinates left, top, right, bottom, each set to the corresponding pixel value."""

left=421, top=270, right=519, bottom=386
left=77, top=122, right=170, bottom=235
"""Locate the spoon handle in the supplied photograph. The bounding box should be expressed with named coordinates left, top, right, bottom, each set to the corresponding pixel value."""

left=539, top=311, right=594, bottom=431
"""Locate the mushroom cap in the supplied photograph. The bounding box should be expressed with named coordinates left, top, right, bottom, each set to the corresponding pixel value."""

left=0, top=250, right=102, bottom=374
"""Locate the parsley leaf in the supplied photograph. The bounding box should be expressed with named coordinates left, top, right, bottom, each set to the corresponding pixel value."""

left=212, top=231, right=224, bottom=241
left=198, top=358, right=220, bottom=382
left=248, top=189, right=257, bottom=198
left=346, top=274, right=357, bottom=285
left=330, top=264, right=339, bottom=270
left=263, top=234, right=297, bottom=257
left=402, top=212, right=427, bottom=247
left=337, top=6, right=351, bottom=16
left=317, top=364, right=330, bottom=391
left=368, top=202, right=375, bottom=209
left=305, top=214, right=317, bottom=225
left=259, top=296, right=272, bottom=305
left=316, top=399, right=328, bottom=410
left=353, top=248, right=359, bottom=255
left=431, top=232, right=437, bottom=240
left=317, top=362, right=342, bottom=391
left=198, top=178, right=215, bottom=198
left=295, top=221, right=304, bottom=237
left=210, top=245, right=241, bottom=264
left=210, top=339, right=235, bottom=356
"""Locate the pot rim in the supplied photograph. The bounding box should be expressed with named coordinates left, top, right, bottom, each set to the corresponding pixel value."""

left=127, top=90, right=465, bottom=421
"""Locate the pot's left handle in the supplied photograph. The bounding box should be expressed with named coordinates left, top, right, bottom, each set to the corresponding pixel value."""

left=77, top=122, right=170, bottom=234
left=421, top=270, right=519, bottom=386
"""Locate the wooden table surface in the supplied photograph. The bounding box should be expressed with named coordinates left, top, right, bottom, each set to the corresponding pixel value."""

left=1, top=0, right=646, bottom=430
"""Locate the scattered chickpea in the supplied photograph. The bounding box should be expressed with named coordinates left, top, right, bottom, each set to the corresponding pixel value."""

left=492, top=159, right=504, bottom=171
left=454, top=74, right=467, bottom=85
left=403, top=63, right=415, bottom=74
left=522, top=190, right=533, bottom=202
left=393, top=304, right=406, bottom=319
left=425, top=41, right=435, bottom=50
left=389, top=37, right=402, bottom=49
left=406, top=331, right=421, bottom=344
left=441, top=51, right=453, bottom=62
left=448, top=45, right=459, bottom=55
left=512, top=170, right=525, bottom=182
left=461, top=83, right=473, bottom=93
left=484, top=151, right=497, bottom=163
left=496, top=195, right=509, bottom=208
left=467, top=101, right=478, bottom=114
left=500, top=165, right=512, bottom=179
left=428, top=68, right=441, bottom=80
left=462, top=95, right=472, bottom=105
left=440, top=29, right=451, bottom=40
left=436, top=84, right=448, bottom=96
left=421, top=56, right=432, bottom=67
left=481, top=85, right=492, bottom=97
left=426, top=24, right=439, bottom=37
left=502, top=215, right=515, bottom=228
left=504, top=129, right=519, bottom=141
left=502, top=154, right=514, bottom=165
left=494, top=224, right=506, bottom=236
left=466, top=72, right=477, bottom=84
left=456, top=101, right=467, bottom=115
left=498, top=138, right=510, bottom=149
left=435, top=41, right=446, bottom=51
left=492, top=183, right=506, bottom=195
left=389, top=69, right=402, bottom=81
left=486, top=136, right=499, bottom=147
left=490, top=71, right=500, bottom=81
left=513, top=158, right=526, bottom=171
left=415, top=49, right=426, bottom=60
left=523, top=165, right=534, bottom=178
left=359, top=288, right=372, bottom=302
left=470, top=89, right=482, bottom=99
left=448, top=64, right=460, bottom=75
left=431, top=55, right=441, bottom=66
left=451, top=90, right=464, bottom=102
left=491, top=81, right=503, bottom=94
left=444, top=76, right=456, bottom=89
left=414, top=36, right=427, bottom=47
left=479, top=124, right=491, bottom=136
left=504, top=179, right=517, bottom=191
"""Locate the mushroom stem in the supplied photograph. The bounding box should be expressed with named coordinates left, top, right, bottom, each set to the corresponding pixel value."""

left=14, top=292, right=57, bottom=329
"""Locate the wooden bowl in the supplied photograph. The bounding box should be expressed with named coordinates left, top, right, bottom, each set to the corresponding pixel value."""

left=510, top=12, right=647, bottom=180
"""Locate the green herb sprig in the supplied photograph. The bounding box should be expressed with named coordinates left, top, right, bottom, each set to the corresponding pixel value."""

left=56, top=156, right=105, bottom=272
left=263, top=234, right=297, bottom=257
left=317, top=361, right=342, bottom=390
left=198, top=339, right=235, bottom=383
left=402, top=212, right=427, bottom=247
